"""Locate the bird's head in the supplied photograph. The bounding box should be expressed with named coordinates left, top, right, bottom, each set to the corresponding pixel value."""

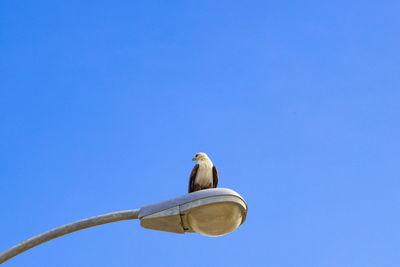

left=192, top=152, right=209, bottom=162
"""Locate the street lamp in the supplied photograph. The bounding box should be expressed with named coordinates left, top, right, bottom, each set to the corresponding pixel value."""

left=0, top=188, right=247, bottom=264
left=140, top=188, right=247, bottom=236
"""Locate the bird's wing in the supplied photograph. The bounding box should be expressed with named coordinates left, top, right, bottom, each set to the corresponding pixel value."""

left=189, top=164, right=199, bottom=193
left=212, top=166, right=219, bottom=188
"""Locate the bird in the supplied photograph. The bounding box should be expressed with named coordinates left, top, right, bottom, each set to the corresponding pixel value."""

left=189, top=152, right=218, bottom=193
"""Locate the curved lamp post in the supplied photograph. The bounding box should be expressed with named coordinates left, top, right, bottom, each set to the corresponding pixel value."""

left=0, top=188, right=247, bottom=264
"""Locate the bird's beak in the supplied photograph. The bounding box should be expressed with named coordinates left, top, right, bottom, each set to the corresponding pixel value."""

left=192, top=158, right=196, bottom=161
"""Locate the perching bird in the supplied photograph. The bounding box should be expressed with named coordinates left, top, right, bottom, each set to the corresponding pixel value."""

left=189, top=152, right=218, bottom=193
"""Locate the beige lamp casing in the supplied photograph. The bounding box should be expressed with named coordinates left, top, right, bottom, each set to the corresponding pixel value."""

left=138, top=188, right=247, bottom=237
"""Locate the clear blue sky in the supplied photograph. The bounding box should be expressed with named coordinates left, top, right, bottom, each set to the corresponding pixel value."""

left=1, top=1, right=399, bottom=266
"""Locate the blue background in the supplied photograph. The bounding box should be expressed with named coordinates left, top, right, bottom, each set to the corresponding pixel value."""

left=1, top=1, right=399, bottom=266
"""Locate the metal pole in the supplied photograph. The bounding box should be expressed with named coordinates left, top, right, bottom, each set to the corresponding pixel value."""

left=0, top=209, right=139, bottom=264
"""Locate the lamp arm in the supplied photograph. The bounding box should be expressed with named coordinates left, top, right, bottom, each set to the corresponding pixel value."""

left=0, top=209, right=139, bottom=264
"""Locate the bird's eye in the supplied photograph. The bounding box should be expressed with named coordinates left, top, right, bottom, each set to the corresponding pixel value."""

left=195, top=154, right=199, bottom=157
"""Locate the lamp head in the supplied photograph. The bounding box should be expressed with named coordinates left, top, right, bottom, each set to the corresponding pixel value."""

left=138, top=188, right=247, bottom=237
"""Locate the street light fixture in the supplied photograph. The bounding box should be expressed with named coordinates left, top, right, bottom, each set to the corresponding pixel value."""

left=0, top=188, right=247, bottom=264
left=139, top=188, right=247, bottom=236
